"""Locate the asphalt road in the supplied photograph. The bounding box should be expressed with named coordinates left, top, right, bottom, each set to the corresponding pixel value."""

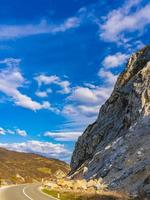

left=0, top=183, right=56, bottom=200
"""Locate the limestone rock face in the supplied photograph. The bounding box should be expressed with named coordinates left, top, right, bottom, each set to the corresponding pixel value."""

left=70, top=45, right=150, bottom=194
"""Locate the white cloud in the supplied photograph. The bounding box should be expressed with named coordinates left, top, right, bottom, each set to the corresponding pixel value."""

left=35, top=75, right=59, bottom=86
left=135, top=40, right=145, bottom=50
left=0, top=127, right=6, bottom=135
left=14, top=93, right=51, bottom=111
left=44, top=131, right=82, bottom=141
left=57, top=80, right=71, bottom=94
left=98, top=69, right=118, bottom=85
left=35, top=88, right=53, bottom=98
left=0, top=60, right=55, bottom=111
left=62, top=83, right=114, bottom=129
left=0, top=140, right=71, bottom=160
left=35, top=89, right=53, bottom=98
left=84, top=83, right=97, bottom=89
left=68, top=68, right=118, bottom=111
left=0, top=127, right=27, bottom=137
left=68, top=86, right=98, bottom=104
left=103, top=53, right=128, bottom=68
left=63, top=104, right=78, bottom=116
left=52, top=17, right=80, bottom=32
left=7, top=129, right=15, bottom=134
left=77, top=105, right=100, bottom=117
left=35, top=74, right=71, bottom=95
left=100, top=0, right=150, bottom=43
left=62, top=104, right=98, bottom=130
left=63, top=64, right=119, bottom=128
left=69, top=85, right=115, bottom=106
left=35, top=91, right=48, bottom=98
left=0, top=17, right=81, bottom=40
left=63, top=103, right=100, bottom=119
left=0, top=58, right=21, bottom=67
left=16, top=129, right=27, bottom=137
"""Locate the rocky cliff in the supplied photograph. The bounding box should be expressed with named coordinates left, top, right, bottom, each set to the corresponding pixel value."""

left=70, top=45, right=150, bottom=196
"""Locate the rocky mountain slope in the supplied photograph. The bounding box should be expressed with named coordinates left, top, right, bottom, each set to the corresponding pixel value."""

left=70, top=45, right=150, bottom=196
left=0, top=147, right=69, bottom=184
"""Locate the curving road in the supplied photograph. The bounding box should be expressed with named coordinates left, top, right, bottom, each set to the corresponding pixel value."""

left=0, top=183, right=56, bottom=200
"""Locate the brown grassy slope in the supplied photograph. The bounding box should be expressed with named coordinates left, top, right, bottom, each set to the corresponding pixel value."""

left=0, top=147, right=70, bottom=183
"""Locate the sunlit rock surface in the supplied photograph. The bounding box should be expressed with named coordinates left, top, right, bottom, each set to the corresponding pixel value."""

left=70, top=45, right=150, bottom=195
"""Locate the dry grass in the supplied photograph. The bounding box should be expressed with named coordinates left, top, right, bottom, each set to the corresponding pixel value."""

left=37, top=167, right=52, bottom=174
left=42, top=188, right=130, bottom=200
left=0, top=147, right=69, bottom=183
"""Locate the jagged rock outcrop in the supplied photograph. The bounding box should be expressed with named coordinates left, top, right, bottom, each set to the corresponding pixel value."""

left=70, top=45, right=150, bottom=196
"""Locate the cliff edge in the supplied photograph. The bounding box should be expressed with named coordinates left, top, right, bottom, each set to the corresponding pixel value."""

left=70, top=45, right=150, bottom=196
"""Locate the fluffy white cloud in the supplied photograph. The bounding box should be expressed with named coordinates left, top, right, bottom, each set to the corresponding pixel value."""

left=16, top=129, right=27, bottom=137
left=0, top=58, right=21, bottom=67
left=69, top=86, right=98, bottom=104
left=35, top=88, right=52, bottom=98
left=57, top=80, right=71, bottom=94
left=0, top=127, right=27, bottom=137
left=14, top=93, right=51, bottom=111
left=0, top=140, right=71, bottom=160
left=0, top=17, right=80, bottom=40
left=44, top=131, right=82, bottom=141
left=35, top=74, right=71, bottom=95
left=35, top=75, right=59, bottom=86
left=0, top=127, right=6, bottom=135
left=70, top=84, right=114, bottom=105
left=63, top=104, right=78, bottom=116
left=0, top=60, right=55, bottom=111
left=98, top=69, right=118, bottom=85
left=63, top=103, right=100, bottom=119
left=100, top=0, right=150, bottom=43
left=63, top=64, right=119, bottom=128
left=77, top=105, right=100, bottom=117
left=35, top=91, right=49, bottom=98
left=62, top=83, right=113, bottom=129
left=68, top=65, right=118, bottom=111
left=103, top=53, right=129, bottom=68
left=62, top=104, right=98, bottom=130
left=7, top=129, right=15, bottom=134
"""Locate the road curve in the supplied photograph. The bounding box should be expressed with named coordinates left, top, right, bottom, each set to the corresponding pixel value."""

left=0, top=183, right=56, bottom=200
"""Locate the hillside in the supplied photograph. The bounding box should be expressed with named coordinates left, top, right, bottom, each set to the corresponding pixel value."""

left=70, top=45, right=150, bottom=197
left=0, top=147, right=70, bottom=184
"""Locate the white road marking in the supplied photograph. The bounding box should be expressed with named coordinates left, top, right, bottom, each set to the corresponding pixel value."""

left=23, top=186, right=34, bottom=200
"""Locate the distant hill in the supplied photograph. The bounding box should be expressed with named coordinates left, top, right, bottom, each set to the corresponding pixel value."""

left=0, top=147, right=70, bottom=184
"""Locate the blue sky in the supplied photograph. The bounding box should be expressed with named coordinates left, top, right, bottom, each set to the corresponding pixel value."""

left=0, top=0, right=149, bottom=162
